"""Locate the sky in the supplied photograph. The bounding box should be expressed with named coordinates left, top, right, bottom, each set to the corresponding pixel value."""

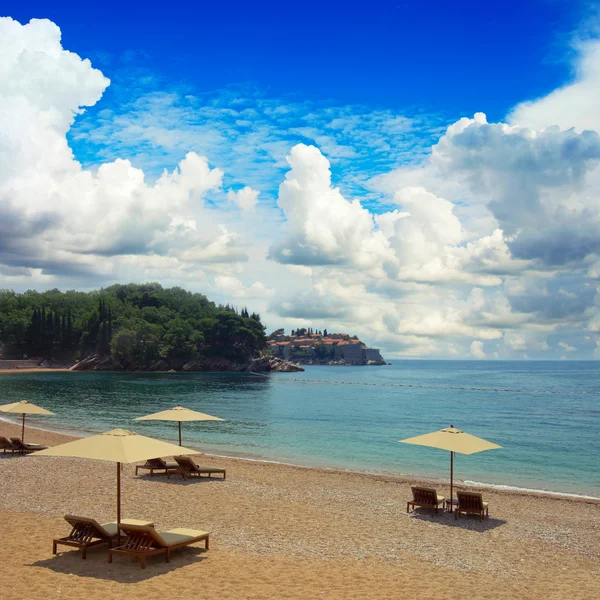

left=1, top=1, right=600, bottom=359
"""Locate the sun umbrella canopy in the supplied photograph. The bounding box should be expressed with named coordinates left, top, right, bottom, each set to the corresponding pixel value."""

left=34, top=428, right=198, bottom=463
left=134, top=405, right=224, bottom=423
left=0, top=400, right=54, bottom=442
left=399, top=426, right=501, bottom=455
left=134, top=404, right=224, bottom=446
left=0, top=400, right=54, bottom=416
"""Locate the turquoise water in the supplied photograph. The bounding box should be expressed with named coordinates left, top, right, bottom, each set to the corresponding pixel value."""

left=1, top=361, right=599, bottom=497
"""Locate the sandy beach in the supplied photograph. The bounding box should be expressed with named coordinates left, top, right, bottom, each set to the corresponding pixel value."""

left=1, top=421, right=599, bottom=599
left=0, top=368, right=73, bottom=375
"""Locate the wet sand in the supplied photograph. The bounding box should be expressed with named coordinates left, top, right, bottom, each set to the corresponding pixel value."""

left=1, top=422, right=599, bottom=599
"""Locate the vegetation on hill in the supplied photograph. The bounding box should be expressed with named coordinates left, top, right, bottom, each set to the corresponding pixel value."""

left=0, top=283, right=267, bottom=367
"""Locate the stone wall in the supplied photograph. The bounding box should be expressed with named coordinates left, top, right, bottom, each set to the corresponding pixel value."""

left=0, top=360, right=40, bottom=369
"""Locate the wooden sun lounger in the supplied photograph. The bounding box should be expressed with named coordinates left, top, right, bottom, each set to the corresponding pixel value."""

left=53, top=515, right=119, bottom=559
left=407, top=486, right=445, bottom=516
left=455, top=490, right=489, bottom=521
left=135, top=457, right=178, bottom=476
left=0, top=436, right=20, bottom=454
left=109, top=523, right=209, bottom=569
left=167, top=455, right=226, bottom=480
left=10, top=437, right=48, bottom=454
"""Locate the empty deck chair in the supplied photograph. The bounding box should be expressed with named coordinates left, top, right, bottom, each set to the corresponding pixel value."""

left=407, top=486, right=445, bottom=516
left=53, top=515, right=119, bottom=559
left=0, top=436, right=19, bottom=454
left=455, top=490, right=489, bottom=520
left=10, top=437, right=47, bottom=454
left=109, top=523, right=209, bottom=569
left=135, top=457, right=178, bottom=476
left=168, top=455, right=226, bottom=480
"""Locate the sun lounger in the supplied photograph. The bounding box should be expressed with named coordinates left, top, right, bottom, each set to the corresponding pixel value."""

left=455, top=490, right=489, bottom=520
left=109, top=523, right=209, bottom=568
left=135, top=457, right=178, bottom=476
left=53, top=515, right=120, bottom=559
left=10, top=437, right=48, bottom=454
left=0, top=436, right=20, bottom=454
left=168, top=455, right=226, bottom=480
left=407, top=486, right=445, bottom=516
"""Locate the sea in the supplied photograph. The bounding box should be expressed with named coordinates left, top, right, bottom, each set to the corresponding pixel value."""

left=1, top=361, right=599, bottom=498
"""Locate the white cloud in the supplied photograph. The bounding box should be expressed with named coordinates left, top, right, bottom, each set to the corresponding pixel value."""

left=470, top=341, right=486, bottom=359
left=509, top=40, right=600, bottom=132
left=268, top=144, right=393, bottom=273
left=0, top=17, right=247, bottom=286
left=228, top=186, right=259, bottom=212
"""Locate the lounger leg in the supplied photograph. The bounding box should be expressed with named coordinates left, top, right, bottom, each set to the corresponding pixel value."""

left=406, top=503, right=409, bottom=513
left=141, top=556, right=146, bottom=569
left=108, top=551, right=113, bottom=563
left=82, top=546, right=87, bottom=560
left=205, top=536, right=209, bottom=550
left=52, top=541, right=57, bottom=555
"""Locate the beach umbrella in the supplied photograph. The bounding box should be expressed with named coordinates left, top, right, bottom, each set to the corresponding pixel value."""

left=399, top=425, right=501, bottom=510
left=35, top=429, right=199, bottom=536
left=134, top=404, right=224, bottom=446
left=0, top=400, right=54, bottom=442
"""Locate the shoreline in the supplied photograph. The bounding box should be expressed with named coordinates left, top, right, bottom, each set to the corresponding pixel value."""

left=3, top=416, right=598, bottom=502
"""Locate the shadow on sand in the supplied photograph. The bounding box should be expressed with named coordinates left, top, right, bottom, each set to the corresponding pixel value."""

left=408, top=508, right=507, bottom=531
left=136, top=474, right=227, bottom=486
left=28, top=546, right=208, bottom=582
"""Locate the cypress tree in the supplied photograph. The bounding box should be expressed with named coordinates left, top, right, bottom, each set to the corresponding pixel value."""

left=67, top=310, right=73, bottom=351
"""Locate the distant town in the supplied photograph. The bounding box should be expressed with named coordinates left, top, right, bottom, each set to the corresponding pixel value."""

left=267, top=328, right=386, bottom=366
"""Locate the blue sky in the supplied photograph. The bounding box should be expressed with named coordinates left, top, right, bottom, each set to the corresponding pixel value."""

left=12, top=0, right=584, bottom=117
left=2, top=4, right=600, bottom=359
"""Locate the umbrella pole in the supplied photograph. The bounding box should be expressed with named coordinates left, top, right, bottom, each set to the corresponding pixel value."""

left=22, top=414, right=26, bottom=442
left=178, top=421, right=182, bottom=446
left=450, top=451, right=454, bottom=511
left=117, top=462, right=121, bottom=544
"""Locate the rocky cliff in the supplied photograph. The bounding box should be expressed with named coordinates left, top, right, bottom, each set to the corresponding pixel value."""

left=70, top=353, right=303, bottom=373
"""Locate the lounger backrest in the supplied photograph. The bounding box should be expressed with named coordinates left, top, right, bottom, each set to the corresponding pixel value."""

left=118, top=523, right=168, bottom=548
left=175, top=455, right=197, bottom=470
left=64, top=515, right=113, bottom=539
left=457, top=491, right=483, bottom=510
left=10, top=437, right=26, bottom=448
left=411, top=486, right=438, bottom=504
left=145, top=458, right=168, bottom=468
left=0, top=436, right=13, bottom=448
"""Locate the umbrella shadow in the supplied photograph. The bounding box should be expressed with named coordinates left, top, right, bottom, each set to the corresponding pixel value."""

left=0, top=452, right=28, bottom=460
left=154, top=475, right=227, bottom=486
left=28, top=545, right=208, bottom=582
left=409, top=508, right=507, bottom=531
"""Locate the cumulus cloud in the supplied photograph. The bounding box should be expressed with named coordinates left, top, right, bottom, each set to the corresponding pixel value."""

left=432, top=112, right=600, bottom=266
left=470, top=340, right=486, bottom=359
left=268, top=144, right=393, bottom=272
left=228, top=186, right=259, bottom=211
left=0, top=17, right=247, bottom=286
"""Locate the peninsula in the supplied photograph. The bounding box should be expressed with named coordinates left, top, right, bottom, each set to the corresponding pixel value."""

left=0, top=284, right=302, bottom=373
left=267, top=328, right=386, bottom=365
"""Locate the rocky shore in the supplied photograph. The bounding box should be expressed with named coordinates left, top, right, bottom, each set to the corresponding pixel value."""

left=69, top=352, right=303, bottom=373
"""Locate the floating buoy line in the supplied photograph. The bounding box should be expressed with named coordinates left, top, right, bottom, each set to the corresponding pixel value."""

left=259, top=376, right=600, bottom=396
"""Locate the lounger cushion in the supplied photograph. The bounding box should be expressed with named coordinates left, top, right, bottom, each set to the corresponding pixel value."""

left=193, top=467, right=225, bottom=473
left=100, top=522, right=119, bottom=537
left=159, top=528, right=209, bottom=546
